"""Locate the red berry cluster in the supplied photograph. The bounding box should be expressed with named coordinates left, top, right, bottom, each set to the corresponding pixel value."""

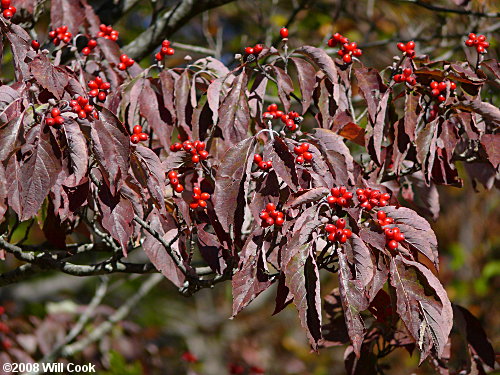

left=356, top=188, right=390, bottom=210
left=1, top=0, right=16, bottom=19
left=45, top=107, right=65, bottom=126
left=376, top=211, right=394, bottom=226
left=281, top=110, right=302, bottom=132
left=326, top=186, right=353, bottom=208
left=253, top=154, right=272, bottom=171
left=327, top=33, right=362, bottom=64
left=155, top=40, right=175, bottom=61
left=82, top=39, right=97, bottom=56
left=167, top=171, right=184, bottom=193
left=97, top=24, right=119, bottom=41
left=130, top=125, right=149, bottom=144
left=383, top=222, right=405, bottom=250
left=69, top=96, right=98, bottom=119
left=118, top=54, right=135, bottom=71
left=244, top=43, right=264, bottom=56
left=396, top=41, right=416, bottom=58
left=170, top=140, right=209, bottom=164
left=394, top=68, right=416, bottom=86
left=429, top=80, right=456, bottom=103
left=31, top=40, right=40, bottom=50
left=190, top=186, right=211, bottom=209
left=293, top=142, right=313, bottom=164
left=48, top=26, right=72, bottom=46
left=280, top=27, right=289, bottom=39
left=262, top=104, right=283, bottom=120
left=88, top=77, right=110, bottom=102
left=259, top=203, right=284, bottom=227
left=465, top=33, right=489, bottom=54
left=325, top=218, right=352, bottom=244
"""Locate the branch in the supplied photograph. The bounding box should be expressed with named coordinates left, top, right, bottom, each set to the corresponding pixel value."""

left=399, top=0, right=500, bottom=18
left=60, top=273, right=163, bottom=357
left=123, top=0, right=236, bottom=61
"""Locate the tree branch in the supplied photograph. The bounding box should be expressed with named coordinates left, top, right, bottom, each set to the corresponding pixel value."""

left=123, top=0, right=236, bottom=61
left=399, top=0, right=500, bottom=18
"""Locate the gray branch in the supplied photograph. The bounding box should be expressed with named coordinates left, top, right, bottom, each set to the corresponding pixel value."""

left=123, top=0, right=236, bottom=61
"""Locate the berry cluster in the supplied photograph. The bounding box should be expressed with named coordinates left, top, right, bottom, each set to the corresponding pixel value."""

left=69, top=96, right=98, bottom=119
left=262, top=103, right=283, bottom=120
left=118, top=54, right=135, bottom=71
left=326, top=186, right=353, bottom=208
left=170, top=140, right=209, bottom=164
left=244, top=43, right=264, bottom=57
left=281, top=110, right=302, bottom=131
left=259, top=203, right=284, bottom=227
left=155, top=40, right=175, bottom=61
left=81, top=39, right=97, bottom=56
left=327, top=33, right=362, bottom=64
left=45, top=107, right=65, bottom=126
left=396, top=41, right=416, bottom=58
left=253, top=154, right=272, bottom=171
left=97, top=24, right=119, bottom=41
left=31, top=40, right=40, bottom=50
left=167, top=171, right=184, bottom=193
left=280, top=27, right=289, bottom=39
left=49, top=26, right=72, bottom=46
left=465, top=33, right=489, bottom=54
left=429, top=80, right=456, bottom=103
left=376, top=211, right=394, bottom=226
left=130, top=125, right=149, bottom=144
left=384, top=225, right=405, bottom=250
left=293, top=142, right=313, bottom=164
left=190, top=186, right=211, bottom=209
left=325, top=218, right=352, bottom=243
left=394, top=68, right=416, bottom=85
left=356, top=188, right=390, bottom=210
left=1, top=0, right=16, bottom=19
left=88, top=77, right=110, bottom=102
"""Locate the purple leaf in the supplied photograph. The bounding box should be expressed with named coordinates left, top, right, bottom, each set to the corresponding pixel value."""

left=272, top=66, right=294, bottom=113
left=268, top=137, right=300, bottom=191
left=389, top=255, right=453, bottom=362
left=16, top=124, right=62, bottom=220
left=91, top=108, right=130, bottom=195
left=29, top=55, right=69, bottom=99
left=143, top=209, right=185, bottom=287
left=2, top=23, right=35, bottom=80
left=62, top=120, right=88, bottom=187
left=232, top=229, right=273, bottom=316
left=295, top=46, right=338, bottom=84
left=0, top=109, right=26, bottom=162
left=217, top=70, right=250, bottom=144
left=214, top=137, right=256, bottom=232
left=175, top=69, right=192, bottom=133
left=290, top=57, right=316, bottom=114
left=459, top=100, right=500, bottom=127
left=346, top=234, right=374, bottom=287
left=284, top=187, right=330, bottom=209
left=50, top=0, right=85, bottom=34
left=131, top=145, right=166, bottom=212
left=480, top=134, right=499, bottom=168
left=337, top=246, right=369, bottom=357
left=98, top=184, right=134, bottom=256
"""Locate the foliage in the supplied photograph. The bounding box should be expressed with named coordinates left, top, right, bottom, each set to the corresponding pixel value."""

left=0, top=0, right=498, bottom=373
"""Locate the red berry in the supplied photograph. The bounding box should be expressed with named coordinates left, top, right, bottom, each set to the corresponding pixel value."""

left=337, top=197, right=347, bottom=206
left=254, top=154, right=263, bottom=164
left=3, top=9, right=13, bottom=18
left=438, top=82, right=447, bottom=91
left=303, top=151, right=313, bottom=161
left=268, top=103, right=278, bottom=112
left=98, top=91, right=107, bottom=101
left=259, top=161, right=268, bottom=170
left=168, top=171, right=178, bottom=180
left=155, top=52, right=163, bottom=61
left=133, top=125, right=142, bottom=134
left=199, top=150, right=209, bottom=160
left=45, top=118, right=55, bottom=126
left=403, top=68, right=412, bottom=76
left=275, top=217, right=285, bottom=226
left=259, top=212, right=269, bottom=220
left=336, top=218, right=346, bottom=229
left=387, top=240, right=398, bottom=250
left=254, top=44, right=264, bottom=54
left=166, top=48, right=175, bottom=55
left=193, top=186, right=202, bottom=195
left=82, top=47, right=91, bottom=56
left=394, top=232, right=405, bottom=242
left=296, top=155, right=304, bottom=164
left=174, top=184, right=184, bottom=193
left=343, top=228, right=352, bottom=237
left=430, top=81, right=438, bottom=89
left=465, top=39, right=474, bottom=47
left=78, top=110, right=87, bottom=119
left=201, top=192, right=210, bottom=200
left=450, top=82, right=457, bottom=90
left=342, top=54, right=352, bottom=63
left=130, top=134, right=140, bottom=144
left=325, top=224, right=336, bottom=233
left=31, top=40, right=40, bottom=49
left=438, top=95, right=446, bottom=102
left=51, top=108, right=61, bottom=117
left=327, top=196, right=337, bottom=205
left=191, top=155, right=200, bottom=163
left=54, top=115, right=65, bottom=125
left=190, top=202, right=199, bottom=209
left=266, top=217, right=275, bottom=226
left=139, top=133, right=148, bottom=141
left=280, top=27, right=289, bottom=38
left=266, top=203, right=276, bottom=212
left=198, top=199, right=207, bottom=208
left=397, top=42, right=406, bottom=51
left=431, top=89, right=440, bottom=97
left=468, top=33, right=477, bottom=39
left=406, top=41, right=415, bottom=49
left=118, top=63, right=126, bottom=70
left=245, top=47, right=254, bottom=55
left=377, top=211, right=387, bottom=220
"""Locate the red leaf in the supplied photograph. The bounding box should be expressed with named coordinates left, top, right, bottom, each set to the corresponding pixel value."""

left=268, top=137, right=300, bottom=191
left=295, top=46, right=338, bottom=84
left=29, top=55, right=69, bottom=99
left=480, top=134, right=499, bottom=168
left=62, top=120, right=88, bottom=187
left=272, top=66, right=294, bottom=113
left=50, top=0, right=85, bottom=35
